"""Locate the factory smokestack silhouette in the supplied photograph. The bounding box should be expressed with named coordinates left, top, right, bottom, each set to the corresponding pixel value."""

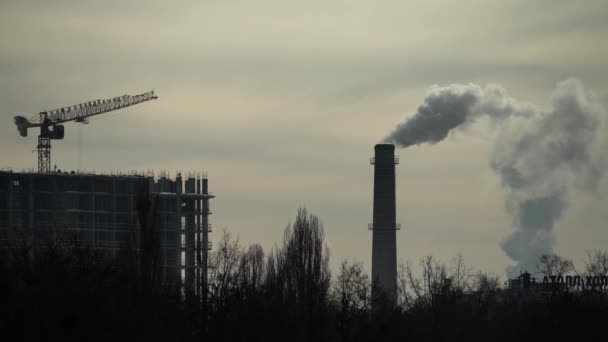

left=370, top=144, right=399, bottom=305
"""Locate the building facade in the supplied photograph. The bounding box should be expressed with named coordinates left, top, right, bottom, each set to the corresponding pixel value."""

left=0, top=170, right=213, bottom=293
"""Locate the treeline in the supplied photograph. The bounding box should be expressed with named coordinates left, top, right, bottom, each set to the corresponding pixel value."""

left=1, top=207, right=607, bottom=341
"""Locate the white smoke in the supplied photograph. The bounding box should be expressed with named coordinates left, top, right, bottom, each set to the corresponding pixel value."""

left=384, top=79, right=606, bottom=277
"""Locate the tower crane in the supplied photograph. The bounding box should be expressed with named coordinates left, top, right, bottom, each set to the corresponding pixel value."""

left=13, top=91, right=158, bottom=173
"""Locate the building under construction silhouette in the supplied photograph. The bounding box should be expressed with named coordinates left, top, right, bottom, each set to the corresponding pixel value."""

left=0, top=169, right=214, bottom=295
left=2, top=90, right=216, bottom=294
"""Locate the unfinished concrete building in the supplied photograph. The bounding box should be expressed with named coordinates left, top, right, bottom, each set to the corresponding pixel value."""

left=0, top=169, right=213, bottom=294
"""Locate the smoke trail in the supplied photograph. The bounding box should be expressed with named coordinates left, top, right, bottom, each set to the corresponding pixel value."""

left=384, top=79, right=606, bottom=277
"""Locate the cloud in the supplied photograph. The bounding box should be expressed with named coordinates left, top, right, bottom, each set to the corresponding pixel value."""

left=385, top=79, right=606, bottom=276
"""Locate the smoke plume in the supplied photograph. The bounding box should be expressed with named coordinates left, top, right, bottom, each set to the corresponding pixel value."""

left=384, top=79, right=606, bottom=277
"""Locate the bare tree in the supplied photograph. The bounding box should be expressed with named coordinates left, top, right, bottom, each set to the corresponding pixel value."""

left=449, top=253, right=473, bottom=294
left=239, top=243, right=265, bottom=292
left=537, top=254, right=574, bottom=277
left=399, top=255, right=475, bottom=311
left=401, top=256, right=451, bottom=310
left=397, top=262, right=412, bottom=309
left=258, top=208, right=332, bottom=340
left=264, top=246, right=283, bottom=297
left=583, top=249, right=608, bottom=277
left=207, top=230, right=242, bottom=312
left=332, top=260, right=371, bottom=341
left=333, top=260, right=371, bottom=315
left=472, top=271, right=501, bottom=293
left=583, top=249, right=608, bottom=293
left=281, top=208, right=331, bottom=308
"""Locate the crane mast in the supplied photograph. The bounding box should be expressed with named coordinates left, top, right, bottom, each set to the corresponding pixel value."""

left=14, top=91, right=158, bottom=173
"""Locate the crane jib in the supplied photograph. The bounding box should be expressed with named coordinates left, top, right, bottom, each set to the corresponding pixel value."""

left=47, top=91, right=157, bottom=123
left=12, top=90, right=158, bottom=173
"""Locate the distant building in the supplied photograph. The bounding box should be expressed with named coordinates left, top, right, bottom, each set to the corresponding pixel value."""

left=0, top=170, right=213, bottom=294
left=508, top=271, right=537, bottom=290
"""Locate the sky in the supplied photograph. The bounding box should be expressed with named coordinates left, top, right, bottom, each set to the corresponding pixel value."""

left=1, top=0, right=607, bottom=278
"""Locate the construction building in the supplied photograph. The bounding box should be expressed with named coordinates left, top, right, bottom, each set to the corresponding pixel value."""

left=0, top=169, right=213, bottom=294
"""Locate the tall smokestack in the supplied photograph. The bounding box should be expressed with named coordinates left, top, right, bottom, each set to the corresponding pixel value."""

left=371, top=143, right=398, bottom=305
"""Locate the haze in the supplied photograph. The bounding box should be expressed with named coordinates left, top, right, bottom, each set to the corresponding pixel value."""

left=1, top=0, right=607, bottom=276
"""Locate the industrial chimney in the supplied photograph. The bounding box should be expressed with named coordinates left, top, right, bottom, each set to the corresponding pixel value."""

left=370, top=144, right=399, bottom=305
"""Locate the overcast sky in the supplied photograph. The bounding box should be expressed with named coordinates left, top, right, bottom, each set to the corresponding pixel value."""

left=1, top=0, right=607, bottom=277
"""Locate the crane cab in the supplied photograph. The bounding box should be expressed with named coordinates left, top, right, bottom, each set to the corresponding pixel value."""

left=49, top=125, right=65, bottom=139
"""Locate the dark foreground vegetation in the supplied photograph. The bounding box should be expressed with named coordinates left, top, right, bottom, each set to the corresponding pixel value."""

left=1, top=207, right=607, bottom=341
